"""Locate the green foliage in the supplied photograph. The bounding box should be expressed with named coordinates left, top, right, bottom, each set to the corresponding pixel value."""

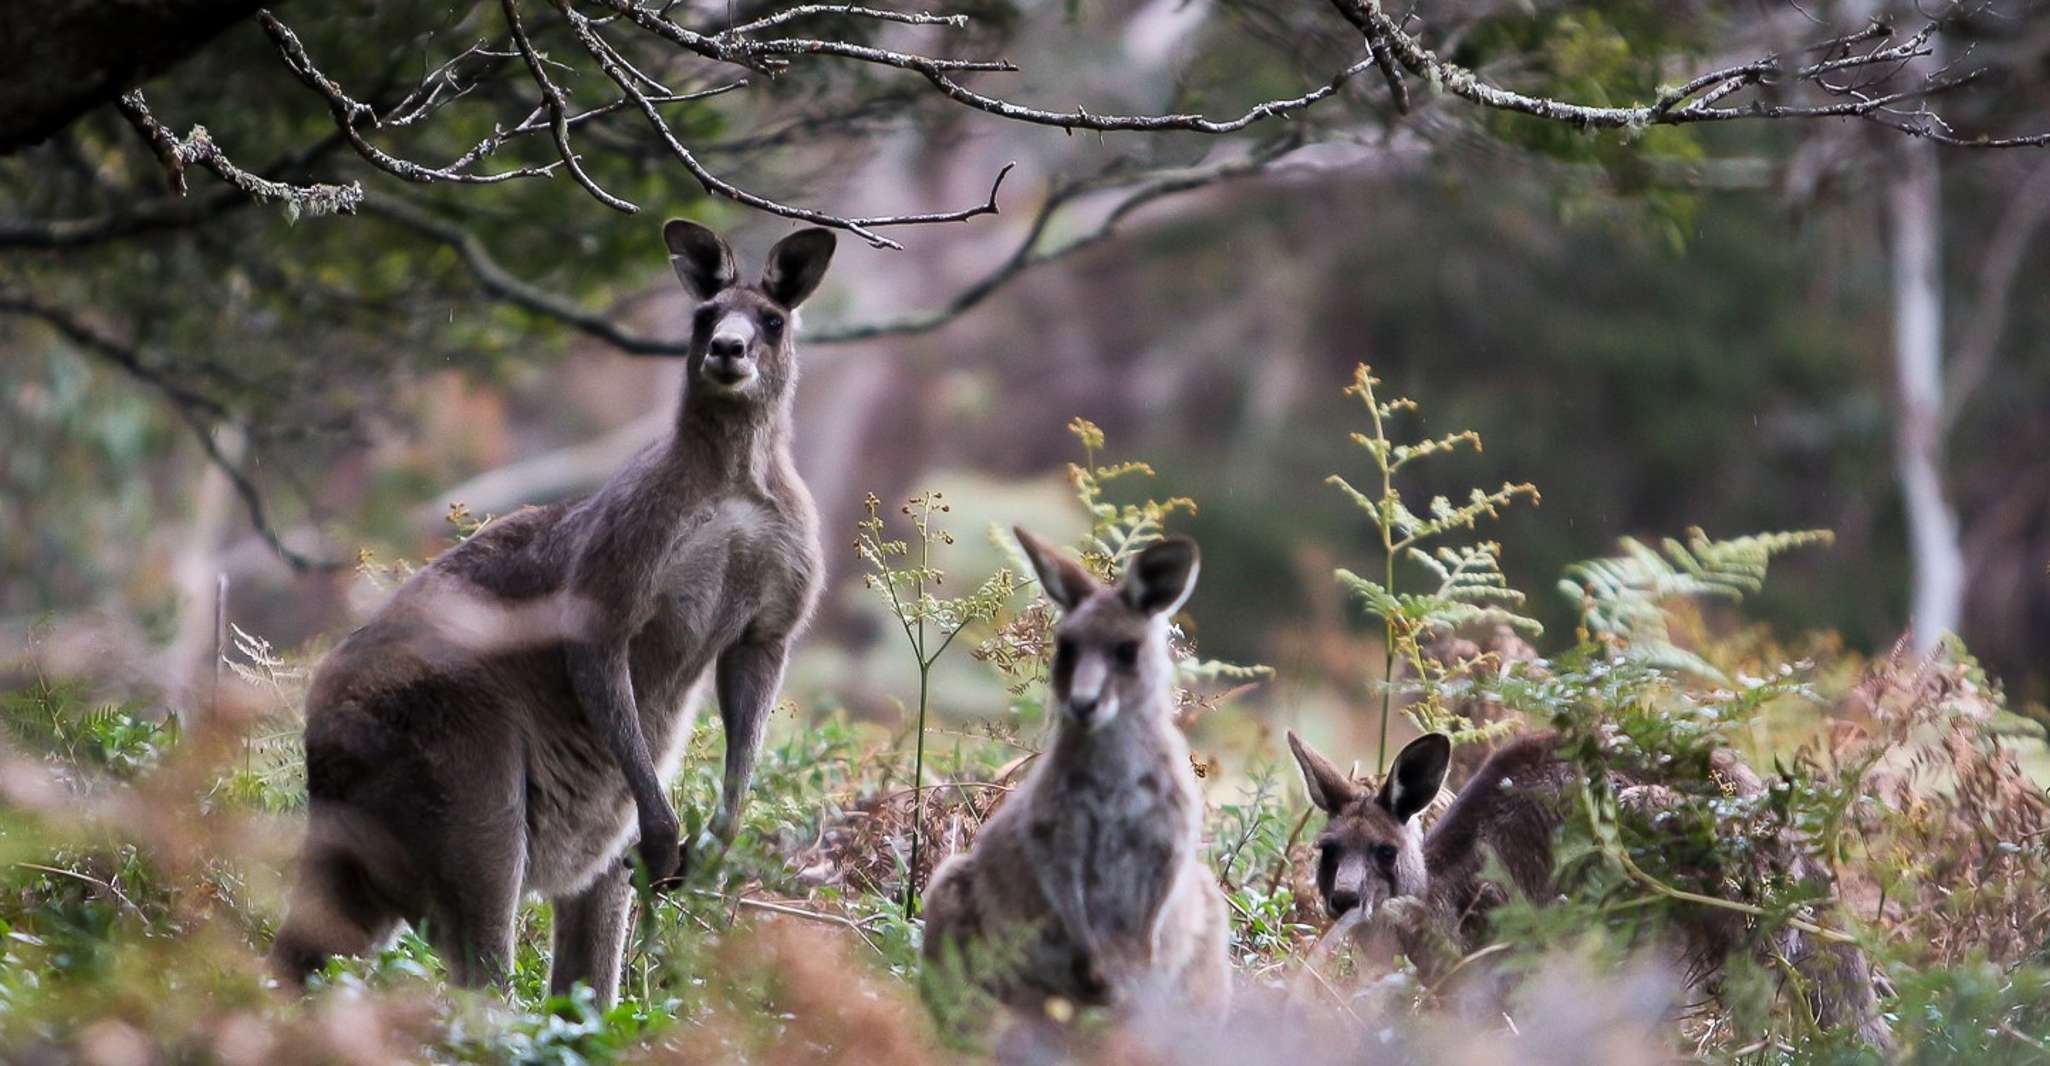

left=1, top=668, right=171, bottom=781
left=1206, top=765, right=1314, bottom=964
left=1329, top=362, right=1539, bottom=771
left=1459, top=4, right=1709, bottom=249
left=858, top=491, right=1020, bottom=657
left=1063, top=417, right=1198, bottom=579
left=1559, top=527, right=1835, bottom=681
left=856, top=490, right=1020, bottom=918
left=5, top=383, right=2048, bottom=1060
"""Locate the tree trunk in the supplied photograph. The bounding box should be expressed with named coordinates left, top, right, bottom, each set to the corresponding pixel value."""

left=1887, top=131, right=1964, bottom=651
left=0, top=0, right=270, bottom=154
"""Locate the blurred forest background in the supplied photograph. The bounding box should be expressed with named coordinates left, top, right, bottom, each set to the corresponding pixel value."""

left=3, top=0, right=2050, bottom=1059
left=5, top=0, right=2047, bottom=737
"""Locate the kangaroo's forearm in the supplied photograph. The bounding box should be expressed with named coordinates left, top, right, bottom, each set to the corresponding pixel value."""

left=565, top=641, right=667, bottom=812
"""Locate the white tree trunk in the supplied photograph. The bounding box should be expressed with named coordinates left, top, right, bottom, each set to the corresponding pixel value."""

left=1887, top=132, right=1964, bottom=651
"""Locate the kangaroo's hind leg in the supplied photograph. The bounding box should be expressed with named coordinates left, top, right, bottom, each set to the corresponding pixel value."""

left=549, top=860, right=635, bottom=1005
left=414, top=742, right=529, bottom=991
left=421, top=824, right=526, bottom=990
left=709, top=637, right=790, bottom=842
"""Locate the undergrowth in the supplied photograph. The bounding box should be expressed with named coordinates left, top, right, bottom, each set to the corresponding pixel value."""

left=0, top=368, right=2044, bottom=1062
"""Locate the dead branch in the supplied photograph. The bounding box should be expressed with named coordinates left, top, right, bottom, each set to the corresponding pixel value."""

left=63, top=0, right=2038, bottom=253
left=811, top=140, right=1307, bottom=343
left=257, top=10, right=566, bottom=187
left=362, top=144, right=1293, bottom=355
left=1334, top=1, right=2048, bottom=146
left=360, top=191, right=689, bottom=355
left=502, top=0, right=637, bottom=212
left=562, top=3, right=1009, bottom=248
left=113, top=90, right=362, bottom=216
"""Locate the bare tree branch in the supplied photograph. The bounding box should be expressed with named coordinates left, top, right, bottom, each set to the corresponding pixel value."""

left=562, top=3, right=1010, bottom=247
left=39, top=0, right=2029, bottom=260
left=810, top=141, right=1307, bottom=342
left=360, top=192, right=690, bottom=355
left=257, top=10, right=567, bottom=187
left=0, top=131, right=353, bottom=249
left=113, top=90, right=363, bottom=217
left=0, top=188, right=251, bottom=250
left=362, top=142, right=1296, bottom=354
left=718, top=5, right=970, bottom=38
left=439, top=80, right=748, bottom=175
left=502, top=0, right=639, bottom=212
left=1333, top=1, right=2049, bottom=145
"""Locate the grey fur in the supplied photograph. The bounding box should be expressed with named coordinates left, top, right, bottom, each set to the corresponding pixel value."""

left=269, top=221, right=836, bottom=1002
left=923, top=530, right=1230, bottom=1033
left=1289, top=731, right=1892, bottom=1048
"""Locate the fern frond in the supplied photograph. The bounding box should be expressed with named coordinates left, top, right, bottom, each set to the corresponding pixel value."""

left=1559, top=527, right=1833, bottom=681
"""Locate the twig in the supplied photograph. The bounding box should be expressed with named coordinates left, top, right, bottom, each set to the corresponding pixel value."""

left=1263, top=806, right=1316, bottom=896
left=359, top=193, right=688, bottom=354
left=258, top=11, right=565, bottom=187
left=564, top=5, right=1007, bottom=248
left=811, top=139, right=1305, bottom=342
left=1333, top=0, right=2048, bottom=145
left=685, top=889, right=891, bottom=954
left=439, top=80, right=748, bottom=175
left=14, top=862, right=144, bottom=917
left=1419, top=939, right=1509, bottom=999
left=113, top=90, right=361, bottom=217
left=503, top=0, right=638, bottom=212
left=719, top=5, right=970, bottom=37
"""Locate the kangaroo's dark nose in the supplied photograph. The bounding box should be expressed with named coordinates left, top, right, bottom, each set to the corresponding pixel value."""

left=1328, top=889, right=1360, bottom=917
left=1067, top=695, right=1099, bottom=722
left=708, top=335, right=744, bottom=359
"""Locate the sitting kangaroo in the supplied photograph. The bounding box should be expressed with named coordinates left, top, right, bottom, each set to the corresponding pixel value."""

left=270, top=220, right=835, bottom=1003
left=922, top=530, right=1230, bottom=1031
left=1288, top=730, right=1891, bottom=1047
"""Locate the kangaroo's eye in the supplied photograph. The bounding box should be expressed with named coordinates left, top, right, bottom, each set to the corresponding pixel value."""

left=693, top=305, right=719, bottom=332
left=1374, top=843, right=1399, bottom=865
left=761, top=311, right=785, bottom=333
left=1114, top=641, right=1140, bottom=667
left=1054, top=637, right=1076, bottom=663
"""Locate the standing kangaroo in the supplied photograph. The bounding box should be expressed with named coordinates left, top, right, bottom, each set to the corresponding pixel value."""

left=922, top=530, right=1230, bottom=1030
left=270, top=220, right=835, bottom=1003
left=1288, top=730, right=1891, bottom=1047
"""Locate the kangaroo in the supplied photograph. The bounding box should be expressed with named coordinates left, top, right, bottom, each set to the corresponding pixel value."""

left=1288, top=730, right=1891, bottom=1047
left=269, top=220, right=835, bottom=1004
left=922, top=530, right=1230, bottom=1036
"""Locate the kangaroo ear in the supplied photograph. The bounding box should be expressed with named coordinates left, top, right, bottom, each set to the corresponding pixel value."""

left=1014, top=526, right=1097, bottom=612
left=1379, top=733, right=1452, bottom=823
left=664, top=219, right=737, bottom=301
left=761, top=228, right=836, bottom=308
left=1288, top=731, right=1361, bottom=814
left=1120, top=536, right=1199, bottom=616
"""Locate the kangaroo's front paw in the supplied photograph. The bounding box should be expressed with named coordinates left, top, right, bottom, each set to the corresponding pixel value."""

left=1070, top=951, right=1120, bottom=1007
left=1375, top=895, right=1430, bottom=931
left=648, top=840, right=692, bottom=895
left=634, top=808, right=682, bottom=884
